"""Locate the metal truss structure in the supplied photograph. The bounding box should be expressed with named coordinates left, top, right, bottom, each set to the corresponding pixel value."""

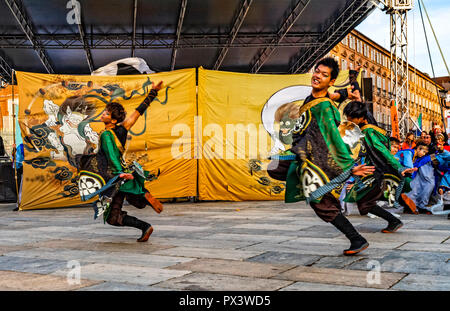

left=0, top=0, right=378, bottom=81
left=213, top=0, right=253, bottom=70
left=0, top=31, right=323, bottom=50
left=0, top=53, right=13, bottom=84
left=250, top=0, right=310, bottom=73
left=170, top=0, right=187, bottom=71
left=3, top=0, right=54, bottom=74
left=376, top=0, right=413, bottom=136
left=289, top=0, right=376, bottom=73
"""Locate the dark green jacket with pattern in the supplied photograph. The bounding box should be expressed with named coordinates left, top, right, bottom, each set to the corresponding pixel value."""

left=285, top=97, right=355, bottom=203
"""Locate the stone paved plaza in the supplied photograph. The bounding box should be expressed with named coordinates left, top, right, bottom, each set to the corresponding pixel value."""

left=0, top=200, right=449, bottom=291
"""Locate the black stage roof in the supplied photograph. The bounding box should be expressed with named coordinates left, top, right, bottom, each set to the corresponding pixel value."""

left=0, top=0, right=376, bottom=81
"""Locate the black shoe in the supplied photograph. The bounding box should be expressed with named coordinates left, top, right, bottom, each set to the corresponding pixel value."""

left=137, top=224, right=153, bottom=242
left=331, top=213, right=369, bottom=256
left=418, top=208, right=432, bottom=215
left=369, top=205, right=403, bottom=233
left=122, top=215, right=153, bottom=242
left=381, top=220, right=403, bottom=233
left=343, top=236, right=369, bottom=256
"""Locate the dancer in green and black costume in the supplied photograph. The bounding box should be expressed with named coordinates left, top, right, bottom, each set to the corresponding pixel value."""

left=82, top=81, right=164, bottom=242
left=343, top=101, right=417, bottom=233
left=281, top=58, right=375, bottom=256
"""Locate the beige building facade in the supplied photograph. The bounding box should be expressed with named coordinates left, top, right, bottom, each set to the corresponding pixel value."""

left=327, top=29, right=445, bottom=134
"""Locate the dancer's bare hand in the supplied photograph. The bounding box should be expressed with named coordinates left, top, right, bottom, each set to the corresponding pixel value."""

left=347, top=183, right=354, bottom=190
left=347, top=85, right=361, bottom=101
left=328, top=92, right=340, bottom=101
left=401, top=167, right=417, bottom=176
left=119, top=173, right=134, bottom=180
left=352, top=163, right=375, bottom=177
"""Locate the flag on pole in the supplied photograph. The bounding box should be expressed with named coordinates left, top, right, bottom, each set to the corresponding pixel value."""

left=415, top=113, right=423, bottom=136
left=390, top=100, right=400, bottom=139
left=418, top=113, right=423, bottom=130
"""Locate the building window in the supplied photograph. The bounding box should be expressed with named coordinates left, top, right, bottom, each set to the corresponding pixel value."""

left=342, top=36, right=348, bottom=45
left=341, top=59, right=347, bottom=70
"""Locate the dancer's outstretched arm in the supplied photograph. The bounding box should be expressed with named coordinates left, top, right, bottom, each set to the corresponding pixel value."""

left=121, top=81, right=163, bottom=131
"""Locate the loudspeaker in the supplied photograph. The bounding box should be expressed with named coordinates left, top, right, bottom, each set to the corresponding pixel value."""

left=362, top=78, right=373, bottom=102
left=0, top=162, right=17, bottom=202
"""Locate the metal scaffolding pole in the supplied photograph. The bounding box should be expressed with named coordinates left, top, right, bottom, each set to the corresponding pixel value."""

left=249, top=0, right=310, bottom=73
left=375, top=0, right=413, bottom=137
left=0, top=54, right=13, bottom=84
left=171, top=0, right=188, bottom=71
left=4, top=0, right=54, bottom=74
left=213, top=0, right=253, bottom=70
left=389, top=6, right=410, bottom=137
left=288, top=0, right=375, bottom=74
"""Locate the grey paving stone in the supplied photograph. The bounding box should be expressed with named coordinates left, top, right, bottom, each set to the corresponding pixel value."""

left=280, top=281, right=388, bottom=291
left=214, top=228, right=306, bottom=237
left=52, top=263, right=191, bottom=286
left=0, top=270, right=102, bottom=291
left=153, top=246, right=264, bottom=260
left=0, top=244, right=34, bottom=256
left=430, top=224, right=450, bottom=231
left=168, top=258, right=295, bottom=278
left=32, top=239, right=175, bottom=254
left=150, top=237, right=254, bottom=250
left=157, top=272, right=293, bottom=291
left=347, top=250, right=450, bottom=276
left=311, top=256, right=362, bottom=269
left=397, top=242, right=450, bottom=253
left=0, top=255, right=69, bottom=274
left=231, top=223, right=311, bottom=231
left=241, top=241, right=344, bottom=256
left=203, top=233, right=293, bottom=244
left=247, top=251, right=321, bottom=266
left=292, top=229, right=342, bottom=239
left=1, top=201, right=449, bottom=291
left=354, top=229, right=449, bottom=244
left=392, top=274, right=450, bottom=291
left=4, top=247, right=196, bottom=268
left=275, top=266, right=405, bottom=289
left=77, top=282, right=176, bottom=291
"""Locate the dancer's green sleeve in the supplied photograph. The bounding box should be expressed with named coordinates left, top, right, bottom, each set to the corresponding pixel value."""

left=100, top=131, right=124, bottom=175
left=311, top=101, right=354, bottom=172
left=364, top=128, right=404, bottom=172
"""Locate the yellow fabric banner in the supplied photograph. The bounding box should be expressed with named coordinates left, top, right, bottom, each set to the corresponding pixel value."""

left=197, top=67, right=354, bottom=201
left=16, top=68, right=197, bottom=210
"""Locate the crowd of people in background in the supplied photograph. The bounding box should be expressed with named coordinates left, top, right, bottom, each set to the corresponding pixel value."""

left=391, top=125, right=450, bottom=219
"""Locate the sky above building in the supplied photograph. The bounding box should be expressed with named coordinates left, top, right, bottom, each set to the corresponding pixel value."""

left=356, top=0, right=450, bottom=78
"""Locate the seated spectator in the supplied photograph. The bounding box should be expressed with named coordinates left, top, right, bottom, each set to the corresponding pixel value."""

left=405, top=140, right=435, bottom=214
